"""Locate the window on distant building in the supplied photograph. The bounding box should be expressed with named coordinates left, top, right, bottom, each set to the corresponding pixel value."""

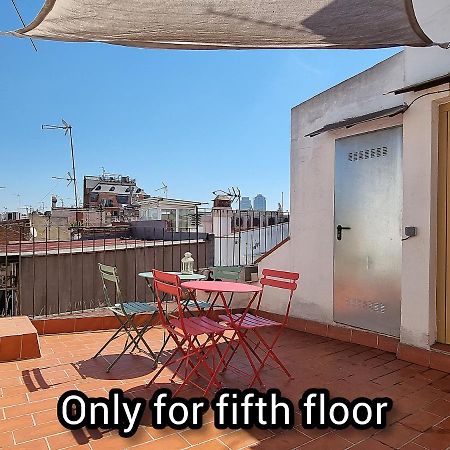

left=116, top=194, right=129, bottom=204
left=161, top=209, right=176, bottom=230
left=90, top=193, right=99, bottom=202
left=109, top=186, right=115, bottom=191
left=142, top=208, right=158, bottom=220
left=178, top=208, right=195, bottom=231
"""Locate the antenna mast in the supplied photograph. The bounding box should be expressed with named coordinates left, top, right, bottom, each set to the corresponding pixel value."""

left=42, top=119, right=79, bottom=210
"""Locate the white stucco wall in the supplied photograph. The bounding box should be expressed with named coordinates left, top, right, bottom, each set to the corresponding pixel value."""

left=257, top=239, right=294, bottom=316
left=290, top=52, right=405, bottom=324
left=399, top=48, right=450, bottom=347
left=260, top=47, right=450, bottom=349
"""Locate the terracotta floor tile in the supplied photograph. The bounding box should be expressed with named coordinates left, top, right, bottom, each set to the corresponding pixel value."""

left=251, top=429, right=312, bottom=450
left=0, top=393, right=28, bottom=408
left=397, top=443, right=426, bottom=450
left=334, top=426, right=377, bottom=444
left=295, top=432, right=351, bottom=449
left=90, top=427, right=153, bottom=450
left=0, top=431, right=15, bottom=447
left=373, top=423, right=421, bottom=448
left=0, top=414, right=34, bottom=432
left=409, top=386, right=443, bottom=404
left=187, top=439, right=229, bottom=450
left=219, top=428, right=274, bottom=449
left=347, top=438, right=392, bottom=450
left=411, top=427, right=450, bottom=450
left=436, top=417, right=450, bottom=430
left=430, top=378, right=450, bottom=394
left=4, top=397, right=57, bottom=419
left=46, top=429, right=93, bottom=449
left=32, top=407, right=58, bottom=425
left=423, top=399, right=450, bottom=417
left=4, top=439, right=49, bottom=450
left=131, top=433, right=189, bottom=449
left=0, top=376, right=24, bottom=388
left=420, top=369, right=448, bottom=382
left=400, top=410, right=444, bottom=432
left=13, top=419, right=67, bottom=444
left=382, top=360, right=412, bottom=371
left=294, top=426, right=331, bottom=440
left=180, top=421, right=234, bottom=445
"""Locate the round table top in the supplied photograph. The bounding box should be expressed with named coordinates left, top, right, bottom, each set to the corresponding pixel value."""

left=138, top=272, right=206, bottom=281
left=182, top=280, right=262, bottom=293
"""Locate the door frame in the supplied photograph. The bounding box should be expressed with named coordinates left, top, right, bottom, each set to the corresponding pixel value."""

left=437, top=102, right=450, bottom=344
left=436, top=103, right=450, bottom=344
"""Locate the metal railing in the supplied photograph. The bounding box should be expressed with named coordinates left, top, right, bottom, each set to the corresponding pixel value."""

left=0, top=210, right=289, bottom=318
left=206, top=209, right=290, bottom=266
left=0, top=224, right=212, bottom=318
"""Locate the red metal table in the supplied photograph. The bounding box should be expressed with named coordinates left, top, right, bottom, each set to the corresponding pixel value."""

left=181, top=280, right=263, bottom=384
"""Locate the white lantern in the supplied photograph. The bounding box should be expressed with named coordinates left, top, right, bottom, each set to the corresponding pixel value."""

left=181, top=252, right=194, bottom=274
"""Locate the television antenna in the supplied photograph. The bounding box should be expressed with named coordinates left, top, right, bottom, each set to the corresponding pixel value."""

left=155, top=182, right=168, bottom=198
left=52, top=172, right=76, bottom=187
left=213, top=186, right=241, bottom=206
left=42, top=119, right=79, bottom=210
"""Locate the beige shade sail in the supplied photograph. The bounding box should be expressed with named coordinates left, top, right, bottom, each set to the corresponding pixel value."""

left=12, top=0, right=434, bottom=50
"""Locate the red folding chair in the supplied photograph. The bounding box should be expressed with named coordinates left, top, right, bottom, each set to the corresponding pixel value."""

left=147, top=270, right=233, bottom=395
left=219, top=268, right=299, bottom=386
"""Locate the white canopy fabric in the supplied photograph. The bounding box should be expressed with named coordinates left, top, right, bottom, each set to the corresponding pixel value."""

left=13, top=0, right=434, bottom=50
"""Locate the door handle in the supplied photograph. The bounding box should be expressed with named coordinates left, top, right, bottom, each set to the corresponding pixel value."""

left=337, top=225, right=351, bottom=241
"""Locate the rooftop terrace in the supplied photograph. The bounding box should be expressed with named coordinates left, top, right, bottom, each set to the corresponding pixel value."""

left=0, top=326, right=449, bottom=449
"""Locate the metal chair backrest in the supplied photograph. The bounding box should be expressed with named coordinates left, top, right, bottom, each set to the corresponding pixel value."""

left=152, top=270, right=186, bottom=332
left=258, top=268, right=300, bottom=322
left=211, top=266, right=242, bottom=282
left=98, top=263, right=122, bottom=306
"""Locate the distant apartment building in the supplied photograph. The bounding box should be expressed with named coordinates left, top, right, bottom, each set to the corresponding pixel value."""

left=0, top=211, right=23, bottom=222
left=137, top=197, right=202, bottom=232
left=253, top=194, right=267, bottom=211
left=239, top=197, right=252, bottom=210
left=83, top=174, right=146, bottom=221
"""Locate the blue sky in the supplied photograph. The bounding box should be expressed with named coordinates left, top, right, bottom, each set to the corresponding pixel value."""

left=0, top=1, right=400, bottom=212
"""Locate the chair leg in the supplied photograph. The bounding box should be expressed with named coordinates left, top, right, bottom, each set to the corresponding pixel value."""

left=173, top=336, right=222, bottom=396
left=106, top=337, right=137, bottom=372
left=204, top=332, right=236, bottom=394
left=94, top=314, right=130, bottom=358
left=146, top=333, right=188, bottom=387
left=128, top=317, right=157, bottom=359
left=220, top=328, right=264, bottom=372
left=233, top=329, right=264, bottom=386
left=248, top=328, right=292, bottom=386
left=128, top=313, right=159, bottom=354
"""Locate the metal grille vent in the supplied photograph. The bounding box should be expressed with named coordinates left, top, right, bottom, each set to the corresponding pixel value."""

left=348, top=146, right=388, bottom=161
left=346, top=298, right=386, bottom=314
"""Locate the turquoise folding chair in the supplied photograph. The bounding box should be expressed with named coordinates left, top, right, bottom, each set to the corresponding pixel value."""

left=211, top=266, right=242, bottom=282
left=94, top=263, right=158, bottom=372
left=203, top=266, right=242, bottom=309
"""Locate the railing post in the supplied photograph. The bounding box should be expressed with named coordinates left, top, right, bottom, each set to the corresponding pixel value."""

left=45, top=225, right=48, bottom=316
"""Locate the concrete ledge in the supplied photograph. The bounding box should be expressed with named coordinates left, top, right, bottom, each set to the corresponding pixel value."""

left=257, top=310, right=450, bottom=373
left=31, top=310, right=153, bottom=335
left=0, top=316, right=41, bottom=362
left=30, top=307, right=237, bottom=335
